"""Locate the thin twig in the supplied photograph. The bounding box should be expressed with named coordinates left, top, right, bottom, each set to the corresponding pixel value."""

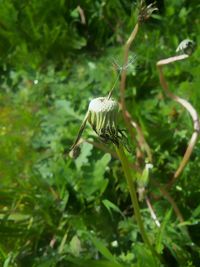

left=119, top=22, right=152, bottom=162
left=152, top=181, right=191, bottom=238
left=77, top=6, right=86, bottom=24
left=119, top=24, right=188, bottom=227
left=145, top=196, right=160, bottom=227
left=118, top=20, right=158, bottom=230
left=82, top=138, right=118, bottom=159
left=70, top=112, right=89, bottom=151
left=157, top=55, right=200, bottom=185
left=152, top=180, right=184, bottom=223
left=130, top=117, right=152, bottom=162
left=120, top=23, right=139, bottom=111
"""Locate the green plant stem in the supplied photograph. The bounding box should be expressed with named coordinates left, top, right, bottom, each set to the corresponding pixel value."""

left=115, top=145, right=161, bottom=262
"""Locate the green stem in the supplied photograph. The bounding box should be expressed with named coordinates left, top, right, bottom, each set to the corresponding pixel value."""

left=115, top=145, right=161, bottom=262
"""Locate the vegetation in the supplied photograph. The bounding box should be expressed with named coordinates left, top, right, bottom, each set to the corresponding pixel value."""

left=0, top=0, right=200, bottom=266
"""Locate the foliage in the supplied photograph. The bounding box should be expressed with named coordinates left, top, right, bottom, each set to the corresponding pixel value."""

left=0, top=0, right=200, bottom=266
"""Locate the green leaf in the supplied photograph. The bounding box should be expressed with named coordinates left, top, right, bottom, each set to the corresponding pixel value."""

left=70, top=235, right=82, bottom=257
left=156, top=209, right=172, bottom=254
left=134, top=243, right=161, bottom=267
left=93, top=154, right=111, bottom=181
left=102, top=199, right=124, bottom=218
left=137, top=163, right=153, bottom=187
left=67, top=258, right=126, bottom=267
left=75, top=142, right=93, bottom=170
left=192, top=204, right=200, bottom=218
left=90, top=236, right=118, bottom=263
left=3, top=253, right=12, bottom=267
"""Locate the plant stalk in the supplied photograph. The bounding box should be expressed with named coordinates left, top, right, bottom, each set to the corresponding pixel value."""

left=157, top=55, right=200, bottom=185
left=115, top=145, right=161, bottom=262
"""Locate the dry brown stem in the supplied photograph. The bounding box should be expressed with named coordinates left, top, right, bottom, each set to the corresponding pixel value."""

left=118, top=21, right=159, bottom=227
left=146, top=196, right=160, bottom=227
left=77, top=6, right=86, bottom=24
left=119, top=22, right=187, bottom=226
left=120, top=23, right=139, bottom=111
left=157, top=55, right=200, bottom=185
left=155, top=182, right=184, bottom=223
left=119, top=22, right=152, bottom=162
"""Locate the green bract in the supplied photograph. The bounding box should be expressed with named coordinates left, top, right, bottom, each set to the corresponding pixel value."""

left=88, top=97, right=120, bottom=145
left=70, top=97, right=125, bottom=151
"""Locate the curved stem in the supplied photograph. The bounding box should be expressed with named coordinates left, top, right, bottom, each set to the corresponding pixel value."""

left=145, top=196, right=160, bottom=228
left=115, top=145, right=161, bottom=262
left=70, top=112, right=89, bottom=151
left=120, top=22, right=139, bottom=111
left=119, top=22, right=152, bottom=162
left=157, top=55, right=200, bottom=184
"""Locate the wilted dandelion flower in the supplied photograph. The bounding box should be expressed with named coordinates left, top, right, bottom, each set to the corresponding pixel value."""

left=70, top=97, right=125, bottom=152
left=138, top=1, right=158, bottom=22
left=88, top=97, right=120, bottom=145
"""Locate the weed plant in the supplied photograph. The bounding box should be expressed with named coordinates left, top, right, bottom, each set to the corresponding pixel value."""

left=0, top=1, right=200, bottom=267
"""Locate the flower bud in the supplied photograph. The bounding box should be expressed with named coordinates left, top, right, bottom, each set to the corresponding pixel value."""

left=138, top=1, right=158, bottom=23
left=176, top=39, right=196, bottom=56
left=88, top=97, right=120, bottom=145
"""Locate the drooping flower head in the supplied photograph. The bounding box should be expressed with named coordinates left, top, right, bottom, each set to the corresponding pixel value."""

left=176, top=39, right=196, bottom=56
left=70, top=97, right=125, bottom=152
left=88, top=97, right=120, bottom=145
left=138, top=1, right=158, bottom=23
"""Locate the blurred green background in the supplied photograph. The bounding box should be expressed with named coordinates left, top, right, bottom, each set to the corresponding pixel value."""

left=0, top=0, right=200, bottom=266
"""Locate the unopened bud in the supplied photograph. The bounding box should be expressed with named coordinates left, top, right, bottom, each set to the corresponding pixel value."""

left=138, top=1, right=158, bottom=23
left=176, top=39, right=196, bottom=56
left=70, top=97, right=124, bottom=151
left=88, top=97, right=120, bottom=145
